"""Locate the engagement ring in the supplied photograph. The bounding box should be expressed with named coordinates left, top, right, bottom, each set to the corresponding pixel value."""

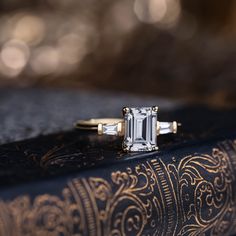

left=75, top=106, right=180, bottom=152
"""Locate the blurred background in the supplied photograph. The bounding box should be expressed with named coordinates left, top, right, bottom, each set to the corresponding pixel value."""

left=0, top=0, right=236, bottom=107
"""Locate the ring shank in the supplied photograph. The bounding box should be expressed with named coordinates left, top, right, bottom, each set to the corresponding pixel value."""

left=75, top=118, right=123, bottom=130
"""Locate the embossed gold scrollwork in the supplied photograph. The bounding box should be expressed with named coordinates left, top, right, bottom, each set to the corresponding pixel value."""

left=0, top=141, right=235, bottom=236
left=168, top=148, right=236, bottom=236
left=87, top=165, right=158, bottom=236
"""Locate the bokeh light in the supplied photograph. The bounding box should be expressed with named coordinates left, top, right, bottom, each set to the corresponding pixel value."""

left=134, top=0, right=181, bottom=26
left=0, top=0, right=235, bottom=106
left=31, top=46, right=59, bottom=75
left=0, top=39, right=30, bottom=77
left=134, top=0, right=167, bottom=23
left=0, top=0, right=182, bottom=82
left=12, top=14, right=45, bottom=46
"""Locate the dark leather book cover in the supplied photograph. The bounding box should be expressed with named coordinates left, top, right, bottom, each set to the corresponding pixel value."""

left=0, top=107, right=236, bottom=236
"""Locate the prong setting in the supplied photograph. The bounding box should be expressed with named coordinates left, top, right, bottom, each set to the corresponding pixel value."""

left=152, top=106, right=159, bottom=112
left=153, top=146, right=159, bottom=151
left=122, top=107, right=130, bottom=115
left=122, top=143, right=129, bottom=152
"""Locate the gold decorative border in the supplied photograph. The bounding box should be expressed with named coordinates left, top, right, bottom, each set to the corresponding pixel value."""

left=0, top=140, right=236, bottom=236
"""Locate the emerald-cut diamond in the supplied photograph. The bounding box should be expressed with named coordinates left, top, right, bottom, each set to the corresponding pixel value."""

left=123, top=107, right=157, bottom=152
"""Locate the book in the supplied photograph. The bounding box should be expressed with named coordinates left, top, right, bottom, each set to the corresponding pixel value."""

left=0, top=106, right=235, bottom=236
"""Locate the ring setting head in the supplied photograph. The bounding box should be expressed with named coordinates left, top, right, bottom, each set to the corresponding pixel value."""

left=123, top=107, right=158, bottom=152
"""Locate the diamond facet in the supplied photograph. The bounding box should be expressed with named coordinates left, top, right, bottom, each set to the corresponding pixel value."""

left=123, top=107, right=157, bottom=151
left=102, top=124, right=119, bottom=135
left=158, top=122, right=175, bottom=135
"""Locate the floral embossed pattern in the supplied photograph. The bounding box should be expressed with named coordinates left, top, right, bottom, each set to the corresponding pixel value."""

left=0, top=140, right=236, bottom=236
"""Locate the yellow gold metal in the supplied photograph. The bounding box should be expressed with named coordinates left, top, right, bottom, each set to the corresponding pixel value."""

left=122, top=144, right=129, bottom=152
left=152, top=106, right=159, bottom=112
left=98, top=123, right=103, bottom=135
left=157, top=121, right=161, bottom=136
left=122, top=107, right=130, bottom=115
left=173, top=121, right=177, bottom=134
left=117, top=122, right=124, bottom=136
left=153, top=146, right=159, bottom=151
left=75, top=118, right=123, bottom=130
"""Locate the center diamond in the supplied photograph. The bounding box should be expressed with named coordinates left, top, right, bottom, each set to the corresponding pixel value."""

left=123, top=107, right=157, bottom=152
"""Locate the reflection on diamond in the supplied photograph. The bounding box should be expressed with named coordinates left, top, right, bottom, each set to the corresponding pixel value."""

left=102, top=124, right=118, bottom=136
left=123, top=107, right=157, bottom=151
